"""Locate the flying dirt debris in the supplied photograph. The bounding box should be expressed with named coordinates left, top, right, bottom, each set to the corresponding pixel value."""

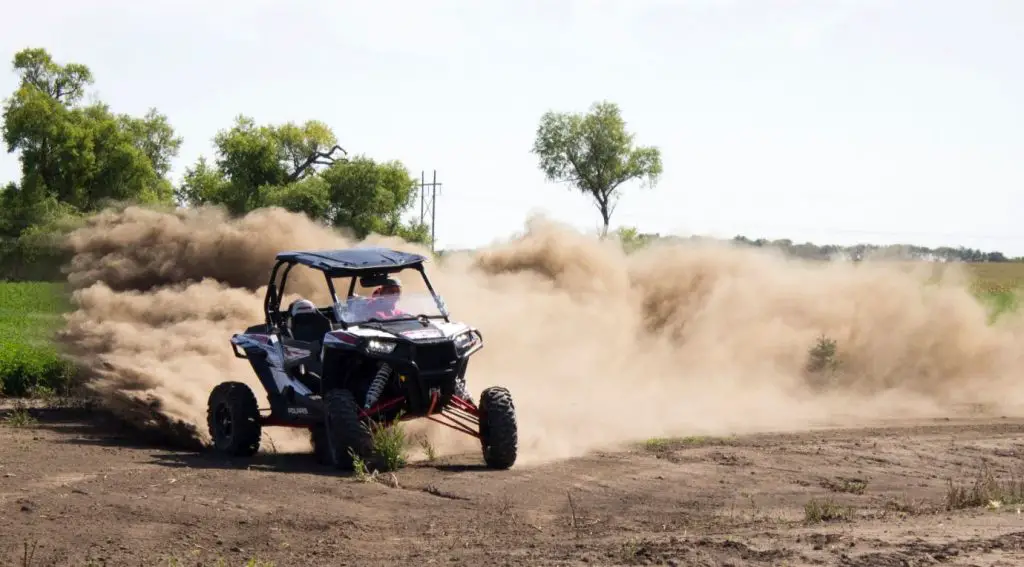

left=212, top=245, right=518, bottom=470
left=53, top=205, right=1024, bottom=464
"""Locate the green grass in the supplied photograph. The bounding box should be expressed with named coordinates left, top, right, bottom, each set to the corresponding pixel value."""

left=362, top=412, right=410, bottom=473
left=963, top=263, right=1023, bottom=321
left=0, top=281, right=76, bottom=397
left=976, top=289, right=1021, bottom=323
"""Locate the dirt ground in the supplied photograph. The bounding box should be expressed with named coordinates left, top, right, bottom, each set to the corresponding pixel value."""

left=3, top=403, right=1024, bottom=566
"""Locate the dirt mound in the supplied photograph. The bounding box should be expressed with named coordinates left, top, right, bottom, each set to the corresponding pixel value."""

left=53, top=206, right=1024, bottom=461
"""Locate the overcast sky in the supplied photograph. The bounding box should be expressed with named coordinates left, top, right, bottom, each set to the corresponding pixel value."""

left=1, top=0, right=1022, bottom=253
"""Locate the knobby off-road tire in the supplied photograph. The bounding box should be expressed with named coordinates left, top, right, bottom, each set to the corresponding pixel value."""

left=207, top=381, right=262, bottom=457
left=478, top=386, right=518, bottom=469
left=324, top=389, right=374, bottom=471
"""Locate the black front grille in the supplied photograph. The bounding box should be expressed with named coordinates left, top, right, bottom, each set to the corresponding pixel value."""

left=413, top=341, right=457, bottom=372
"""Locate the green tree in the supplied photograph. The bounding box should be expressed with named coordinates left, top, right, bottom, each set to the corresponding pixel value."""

left=175, top=115, right=346, bottom=215
left=261, top=176, right=332, bottom=222
left=176, top=116, right=429, bottom=244
left=321, top=156, right=423, bottom=240
left=532, top=101, right=663, bottom=235
left=1, top=47, right=182, bottom=229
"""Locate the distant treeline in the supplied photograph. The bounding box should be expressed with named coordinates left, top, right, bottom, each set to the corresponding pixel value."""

left=592, top=228, right=1023, bottom=262
left=435, top=229, right=1020, bottom=263
left=653, top=234, right=1017, bottom=262
left=732, top=235, right=1018, bottom=262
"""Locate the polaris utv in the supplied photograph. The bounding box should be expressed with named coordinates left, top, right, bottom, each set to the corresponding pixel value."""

left=207, top=247, right=518, bottom=470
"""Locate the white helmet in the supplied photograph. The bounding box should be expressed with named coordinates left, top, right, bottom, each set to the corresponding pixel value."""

left=289, top=298, right=317, bottom=317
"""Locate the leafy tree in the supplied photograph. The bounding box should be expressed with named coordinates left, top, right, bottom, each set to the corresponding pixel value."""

left=1, top=47, right=182, bottom=229
left=176, top=116, right=429, bottom=244
left=532, top=101, right=663, bottom=235
left=321, top=156, right=423, bottom=240
left=118, top=108, right=182, bottom=178
left=260, top=176, right=332, bottom=222
left=175, top=115, right=346, bottom=215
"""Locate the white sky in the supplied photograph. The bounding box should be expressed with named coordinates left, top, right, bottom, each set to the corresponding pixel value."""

left=1, top=0, right=1022, bottom=254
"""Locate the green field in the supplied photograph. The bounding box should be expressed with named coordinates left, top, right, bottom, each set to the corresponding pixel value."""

left=944, top=262, right=1023, bottom=321
left=0, top=281, right=75, bottom=397
left=1, top=262, right=1022, bottom=398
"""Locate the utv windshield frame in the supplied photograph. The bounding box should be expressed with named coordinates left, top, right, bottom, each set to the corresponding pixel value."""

left=262, top=247, right=450, bottom=331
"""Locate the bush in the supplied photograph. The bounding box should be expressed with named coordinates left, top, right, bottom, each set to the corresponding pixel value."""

left=369, top=412, right=409, bottom=472
left=0, top=343, right=76, bottom=396
left=804, top=334, right=843, bottom=389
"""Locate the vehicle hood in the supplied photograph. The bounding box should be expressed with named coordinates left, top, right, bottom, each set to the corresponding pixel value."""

left=346, top=319, right=470, bottom=342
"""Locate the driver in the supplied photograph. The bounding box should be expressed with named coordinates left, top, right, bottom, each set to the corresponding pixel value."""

left=368, top=277, right=406, bottom=319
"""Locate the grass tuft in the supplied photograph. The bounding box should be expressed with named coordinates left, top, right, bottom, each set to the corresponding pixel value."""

left=820, top=476, right=867, bottom=495
left=803, top=497, right=853, bottom=523
left=3, top=400, right=37, bottom=428
left=945, top=460, right=1024, bottom=510
left=418, top=433, right=437, bottom=461
left=367, top=411, right=408, bottom=472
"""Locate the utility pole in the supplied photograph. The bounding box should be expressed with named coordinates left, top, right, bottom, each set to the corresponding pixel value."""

left=418, top=170, right=442, bottom=252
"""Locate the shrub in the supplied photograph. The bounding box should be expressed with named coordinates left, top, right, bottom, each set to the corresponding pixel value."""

left=804, top=334, right=843, bottom=389
left=368, top=412, right=409, bottom=472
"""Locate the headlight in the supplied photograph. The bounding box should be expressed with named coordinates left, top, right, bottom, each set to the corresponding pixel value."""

left=366, top=339, right=396, bottom=354
left=453, top=330, right=481, bottom=354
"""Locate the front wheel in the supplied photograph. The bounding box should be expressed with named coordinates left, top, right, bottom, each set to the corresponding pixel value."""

left=207, top=381, right=262, bottom=457
left=323, top=389, right=374, bottom=471
left=478, top=386, right=518, bottom=469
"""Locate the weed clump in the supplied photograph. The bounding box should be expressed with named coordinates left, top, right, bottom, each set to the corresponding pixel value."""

left=803, top=497, right=853, bottom=523
left=347, top=413, right=410, bottom=483
left=418, top=434, right=437, bottom=461
left=945, top=460, right=1024, bottom=510
left=820, top=476, right=867, bottom=495
left=368, top=412, right=408, bottom=472
left=2, top=399, right=36, bottom=427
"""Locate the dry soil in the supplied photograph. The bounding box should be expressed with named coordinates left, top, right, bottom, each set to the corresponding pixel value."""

left=3, top=403, right=1024, bottom=567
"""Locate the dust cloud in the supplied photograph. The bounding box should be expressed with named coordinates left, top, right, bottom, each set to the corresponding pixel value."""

left=53, top=205, right=1024, bottom=464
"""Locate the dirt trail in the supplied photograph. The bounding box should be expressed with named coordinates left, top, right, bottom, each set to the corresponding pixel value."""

left=3, top=404, right=1024, bottom=566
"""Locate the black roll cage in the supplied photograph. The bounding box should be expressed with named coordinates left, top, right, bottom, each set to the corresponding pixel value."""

left=262, top=259, right=449, bottom=332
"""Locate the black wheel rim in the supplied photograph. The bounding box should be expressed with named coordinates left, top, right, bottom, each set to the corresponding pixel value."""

left=214, top=404, right=233, bottom=442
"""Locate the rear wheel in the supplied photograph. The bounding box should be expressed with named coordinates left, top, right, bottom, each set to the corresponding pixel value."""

left=324, top=389, right=374, bottom=471
left=478, top=386, right=517, bottom=469
left=207, top=381, right=262, bottom=457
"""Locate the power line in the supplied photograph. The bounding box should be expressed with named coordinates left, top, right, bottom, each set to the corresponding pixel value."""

left=418, top=170, right=442, bottom=252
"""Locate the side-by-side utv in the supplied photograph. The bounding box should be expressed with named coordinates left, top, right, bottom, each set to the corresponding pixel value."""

left=208, top=247, right=518, bottom=470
